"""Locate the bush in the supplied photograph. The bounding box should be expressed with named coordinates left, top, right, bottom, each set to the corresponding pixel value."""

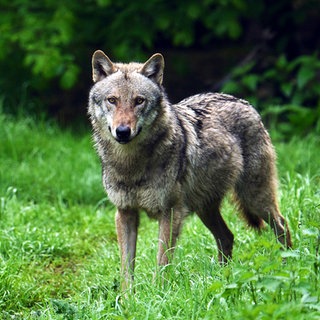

left=222, top=54, right=320, bottom=138
left=0, top=0, right=319, bottom=135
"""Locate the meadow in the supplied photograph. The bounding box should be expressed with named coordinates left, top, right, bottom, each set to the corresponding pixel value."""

left=0, top=112, right=319, bottom=319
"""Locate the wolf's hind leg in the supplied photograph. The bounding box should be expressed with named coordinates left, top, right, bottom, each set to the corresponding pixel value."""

left=265, top=207, right=292, bottom=248
left=197, top=203, right=234, bottom=263
left=157, top=210, right=183, bottom=266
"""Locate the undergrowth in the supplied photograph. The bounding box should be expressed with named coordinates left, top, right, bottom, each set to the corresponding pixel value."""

left=0, top=113, right=319, bottom=319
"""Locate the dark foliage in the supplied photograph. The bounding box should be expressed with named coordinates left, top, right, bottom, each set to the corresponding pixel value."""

left=0, top=0, right=319, bottom=135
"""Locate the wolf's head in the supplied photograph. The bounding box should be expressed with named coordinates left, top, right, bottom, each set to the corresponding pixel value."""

left=89, top=51, right=165, bottom=144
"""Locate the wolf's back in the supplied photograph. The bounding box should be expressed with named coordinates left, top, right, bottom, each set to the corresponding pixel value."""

left=172, top=92, right=274, bottom=212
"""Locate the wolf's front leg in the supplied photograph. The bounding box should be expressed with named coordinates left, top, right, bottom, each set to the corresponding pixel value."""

left=157, top=211, right=182, bottom=266
left=115, top=208, right=139, bottom=290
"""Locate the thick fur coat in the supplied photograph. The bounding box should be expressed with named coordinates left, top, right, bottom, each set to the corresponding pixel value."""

left=88, top=51, right=292, bottom=289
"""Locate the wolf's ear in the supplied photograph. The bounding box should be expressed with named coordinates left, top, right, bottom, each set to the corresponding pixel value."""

left=92, top=50, right=115, bottom=82
left=140, top=53, right=164, bottom=85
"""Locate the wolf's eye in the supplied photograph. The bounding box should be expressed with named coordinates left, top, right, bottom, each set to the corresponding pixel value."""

left=107, top=97, right=117, bottom=104
left=135, top=97, right=145, bottom=105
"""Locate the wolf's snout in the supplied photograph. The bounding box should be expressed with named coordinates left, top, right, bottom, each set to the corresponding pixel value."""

left=116, top=125, right=131, bottom=143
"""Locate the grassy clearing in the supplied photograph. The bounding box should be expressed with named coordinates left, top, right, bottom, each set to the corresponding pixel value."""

left=0, top=112, right=319, bottom=319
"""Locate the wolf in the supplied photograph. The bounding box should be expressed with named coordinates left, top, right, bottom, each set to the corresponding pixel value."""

left=88, top=50, right=292, bottom=290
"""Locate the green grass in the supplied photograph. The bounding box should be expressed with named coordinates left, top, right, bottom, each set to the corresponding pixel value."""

left=0, top=112, right=319, bottom=319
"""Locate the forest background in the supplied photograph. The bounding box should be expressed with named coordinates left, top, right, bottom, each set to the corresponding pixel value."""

left=0, top=0, right=320, bottom=137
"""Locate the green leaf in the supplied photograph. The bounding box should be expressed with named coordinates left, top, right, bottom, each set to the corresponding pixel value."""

left=207, top=281, right=223, bottom=292
left=281, top=82, right=293, bottom=97
left=60, top=64, right=80, bottom=89
left=96, top=0, right=112, bottom=6
left=222, top=81, right=240, bottom=94
left=238, top=271, right=257, bottom=283
left=259, top=277, right=282, bottom=292
left=297, top=65, right=315, bottom=89
left=276, top=55, right=288, bottom=69
left=242, top=74, right=259, bottom=91
left=173, top=31, right=194, bottom=46
left=187, top=3, right=201, bottom=19
left=232, top=61, right=255, bottom=77
left=280, top=251, right=301, bottom=259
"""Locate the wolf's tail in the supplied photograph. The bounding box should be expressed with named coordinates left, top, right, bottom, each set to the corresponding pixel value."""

left=232, top=193, right=264, bottom=229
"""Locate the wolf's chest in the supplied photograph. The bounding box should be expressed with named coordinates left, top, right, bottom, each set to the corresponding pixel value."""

left=103, top=168, right=175, bottom=214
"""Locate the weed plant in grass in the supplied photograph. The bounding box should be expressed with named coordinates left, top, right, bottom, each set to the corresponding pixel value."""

left=0, top=112, right=319, bottom=319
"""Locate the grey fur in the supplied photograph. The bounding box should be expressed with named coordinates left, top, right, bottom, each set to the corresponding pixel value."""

left=88, top=51, right=292, bottom=290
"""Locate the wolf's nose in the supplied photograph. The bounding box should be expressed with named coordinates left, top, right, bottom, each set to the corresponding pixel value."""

left=116, top=125, right=131, bottom=143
